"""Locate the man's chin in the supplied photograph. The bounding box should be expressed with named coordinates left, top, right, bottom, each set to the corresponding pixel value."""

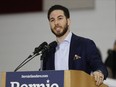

left=55, top=34, right=64, bottom=37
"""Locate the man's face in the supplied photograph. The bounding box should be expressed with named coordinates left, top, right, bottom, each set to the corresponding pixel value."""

left=49, top=10, right=70, bottom=37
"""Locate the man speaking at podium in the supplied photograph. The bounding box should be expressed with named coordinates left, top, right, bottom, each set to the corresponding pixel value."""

left=43, top=5, right=108, bottom=86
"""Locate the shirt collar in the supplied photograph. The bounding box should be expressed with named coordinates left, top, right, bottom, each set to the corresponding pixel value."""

left=64, top=31, right=72, bottom=43
left=56, top=31, right=72, bottom=50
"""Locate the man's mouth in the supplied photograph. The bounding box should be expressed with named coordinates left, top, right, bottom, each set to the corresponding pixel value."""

left=55, top=26, right=62, bottom=32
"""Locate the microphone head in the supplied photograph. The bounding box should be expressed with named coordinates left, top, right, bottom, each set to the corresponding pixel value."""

left=41, top=41, right=57, bottom=54
left=49, top=41, right=57, bottom=48
left=33, top=42, right=48, bottom=54
left=48, top=41, right=57, bottom=52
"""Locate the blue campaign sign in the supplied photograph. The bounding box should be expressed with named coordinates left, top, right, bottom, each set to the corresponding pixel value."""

left=6, top=70, right=64, bottom=87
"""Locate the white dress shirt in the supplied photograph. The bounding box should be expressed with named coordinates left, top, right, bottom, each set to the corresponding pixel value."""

left=55, top=32, right=72, bottom=70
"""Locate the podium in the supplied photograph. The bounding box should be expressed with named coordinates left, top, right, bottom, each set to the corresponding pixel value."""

left=1, top=70, right=108, bottom=87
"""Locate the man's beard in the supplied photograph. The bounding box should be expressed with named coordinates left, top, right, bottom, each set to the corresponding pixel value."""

left=51, top=22, right=69, bottom=37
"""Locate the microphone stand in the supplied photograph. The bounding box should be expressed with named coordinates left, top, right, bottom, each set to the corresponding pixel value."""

left=14, top=53, right=40, bottom=72
left=39, top=51, right=47, bottom=71
left=14, top=44, right=49, bottom=72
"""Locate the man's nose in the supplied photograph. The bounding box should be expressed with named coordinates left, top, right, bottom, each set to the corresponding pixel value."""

left=54, top=20, right=58, bottom=25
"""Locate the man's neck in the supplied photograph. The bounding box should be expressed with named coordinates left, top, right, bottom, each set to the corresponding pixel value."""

left=56, top=30, right=70, bottom=44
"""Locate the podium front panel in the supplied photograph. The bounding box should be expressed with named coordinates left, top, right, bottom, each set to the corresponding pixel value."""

left=3, top=70, right=64, bottom=87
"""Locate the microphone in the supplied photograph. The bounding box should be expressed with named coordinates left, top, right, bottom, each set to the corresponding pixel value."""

left=48, top=41, right=57, bottom=51
left=40, top=41, right=57, bottom=54
left=33, top=42, right=48, bottom=55
left=42, top=41, right=57, bottom=53
left=14, top=41, right=57, bottom=72
left=39, top=41, right=57, bottom=71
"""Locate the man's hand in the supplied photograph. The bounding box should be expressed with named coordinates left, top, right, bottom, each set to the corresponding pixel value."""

left=91, top=70, right=104, bottom=86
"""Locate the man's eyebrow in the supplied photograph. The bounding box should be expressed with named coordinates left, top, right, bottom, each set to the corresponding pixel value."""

left=50, top=15, right=64, bottom=20
left=49, top=16, right=55, bottom=21
left=58, top=15, right=64, bottom=18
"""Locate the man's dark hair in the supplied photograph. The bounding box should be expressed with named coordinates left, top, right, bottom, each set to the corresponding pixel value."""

left=47, top=5, right=70, bottom=20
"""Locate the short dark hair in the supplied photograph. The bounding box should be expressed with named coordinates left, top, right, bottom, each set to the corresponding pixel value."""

left=47, top=5, right=70, bottom=20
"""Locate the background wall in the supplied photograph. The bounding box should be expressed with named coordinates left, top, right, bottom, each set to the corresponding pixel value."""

left=0, top=0, right=115, bottom=85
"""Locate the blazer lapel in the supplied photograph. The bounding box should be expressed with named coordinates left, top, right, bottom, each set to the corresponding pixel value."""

left=69, top=33, right=80, bottom=69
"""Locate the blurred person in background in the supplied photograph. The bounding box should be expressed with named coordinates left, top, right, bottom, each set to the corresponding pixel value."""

left=105, top=40, right=116, bottom=79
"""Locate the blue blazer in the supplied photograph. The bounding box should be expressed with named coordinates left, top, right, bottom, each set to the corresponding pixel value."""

left=43, top=33, right=108, bottom=79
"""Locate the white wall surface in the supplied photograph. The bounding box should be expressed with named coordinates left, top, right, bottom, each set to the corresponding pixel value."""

left=0, top=0, right=116, bottom=86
